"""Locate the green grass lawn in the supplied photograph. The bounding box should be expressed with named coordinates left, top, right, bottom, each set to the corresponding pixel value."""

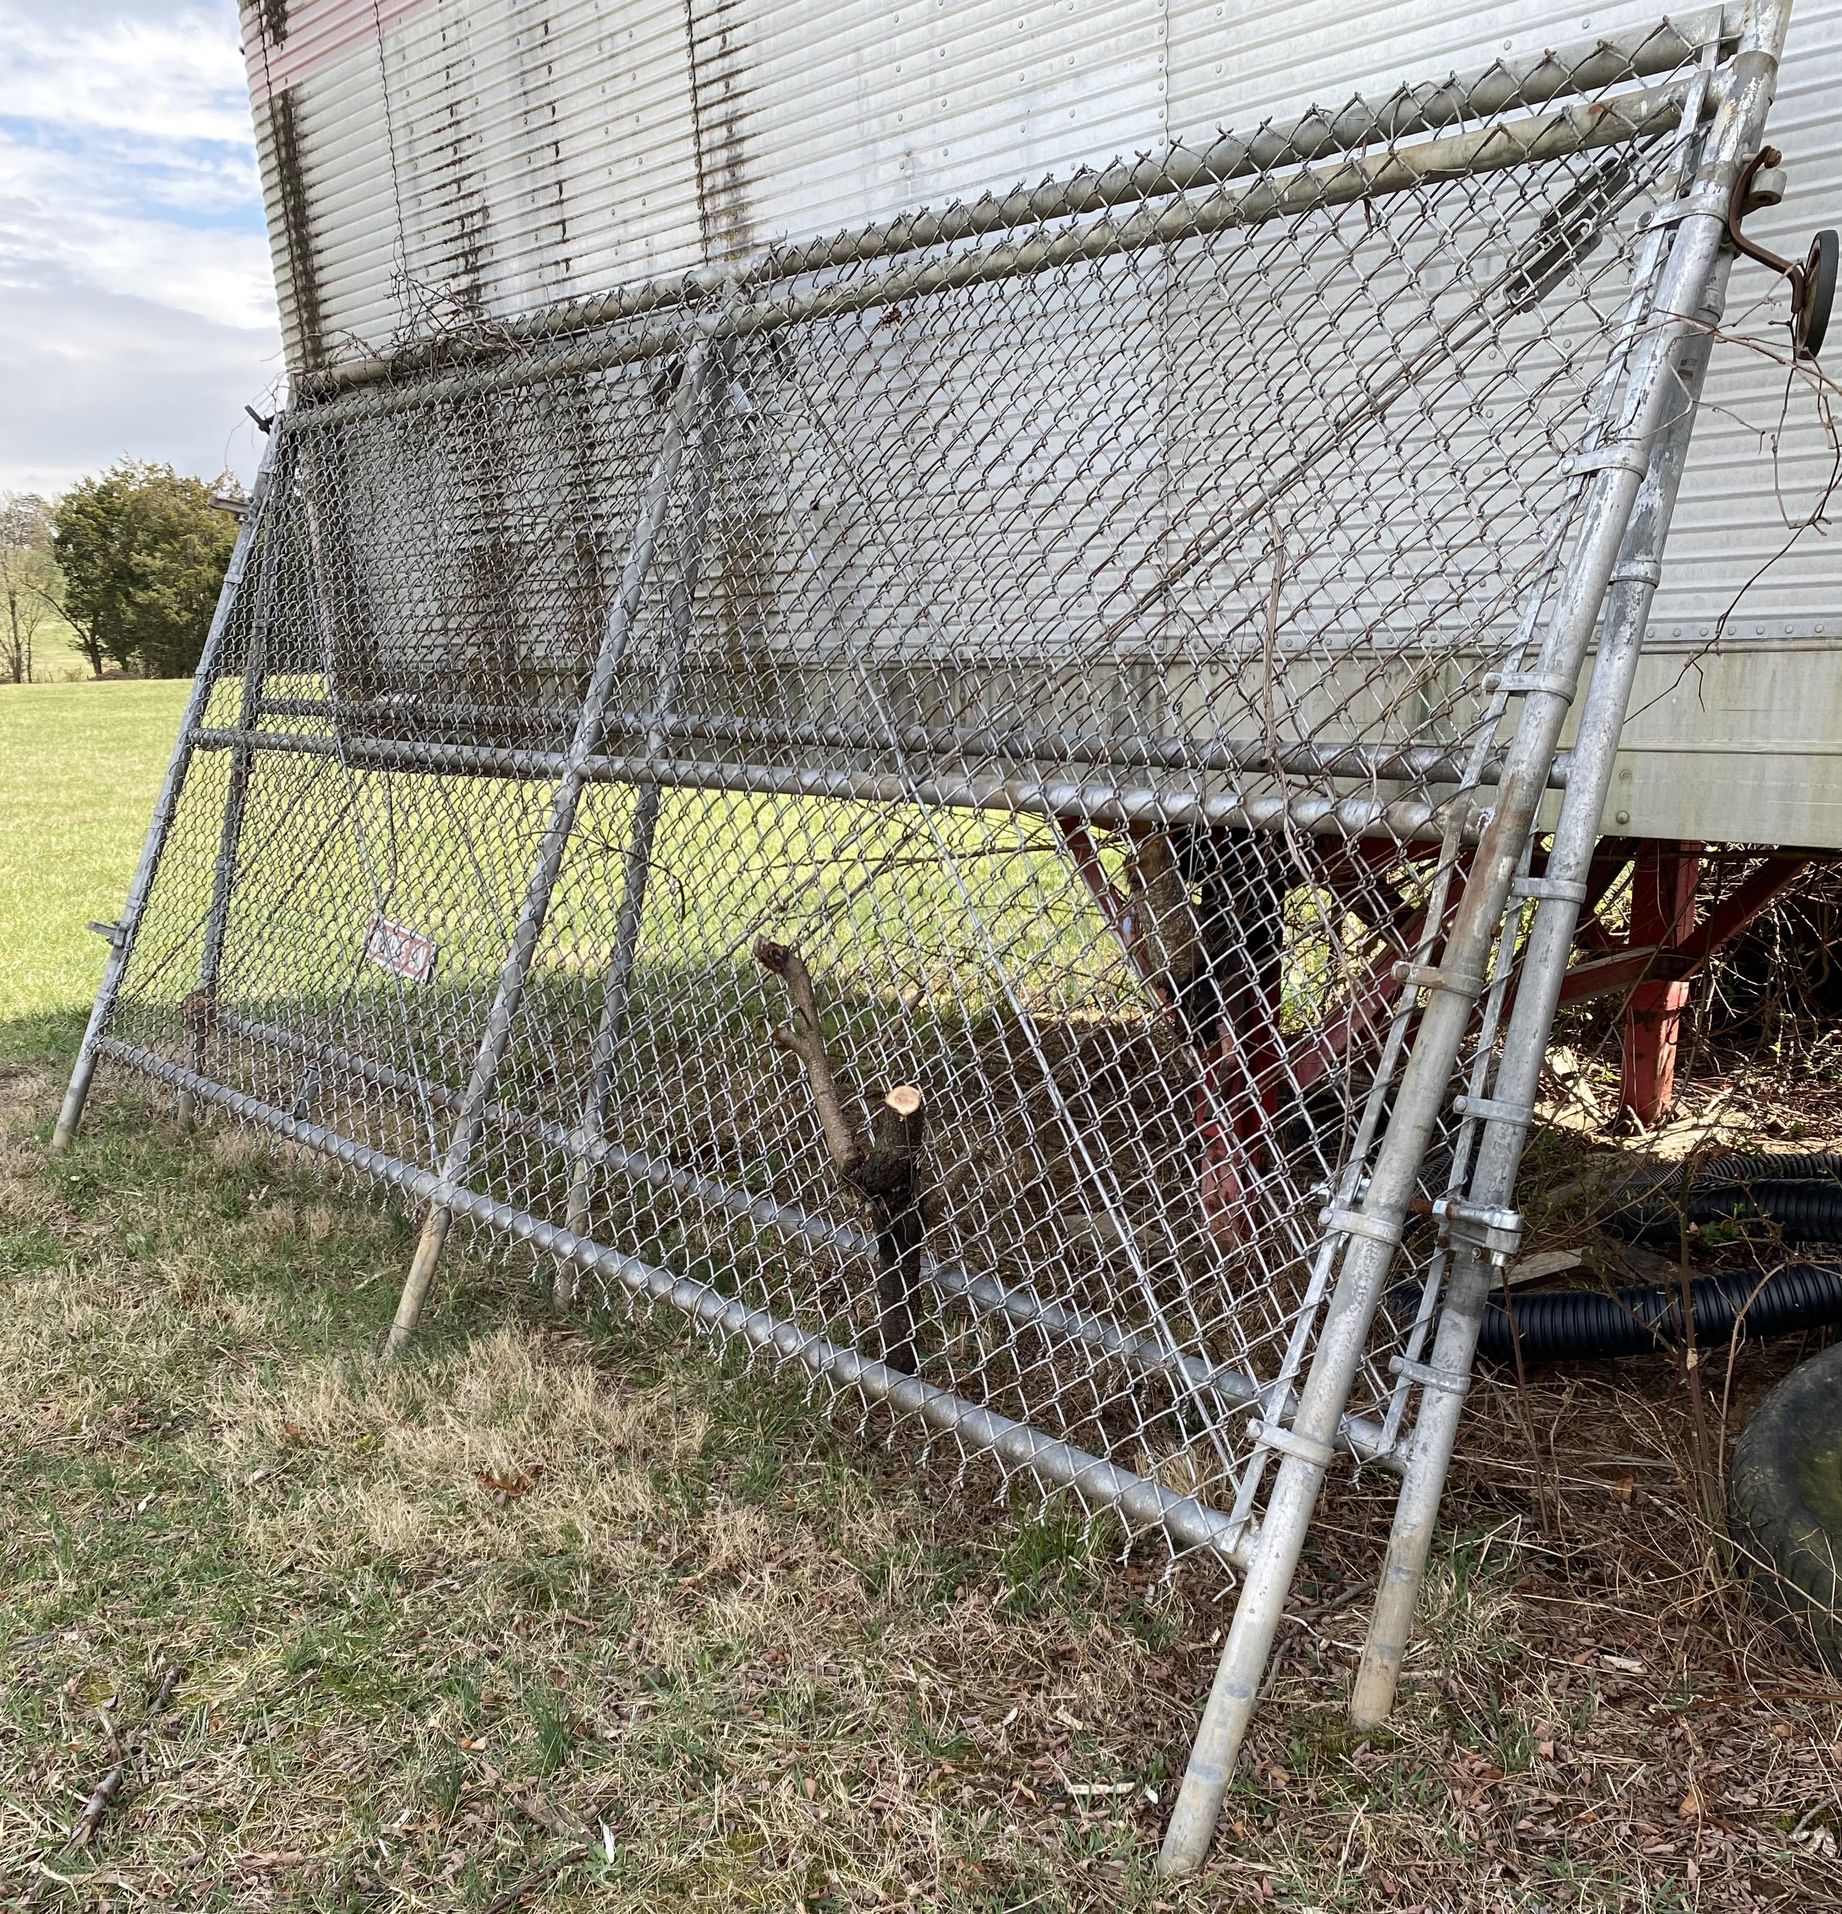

left=30, top=606, right=98, bottom=682
left=1, top=682, right=1839, bottom=1909
left=0, top=680, right=189, bottom=1026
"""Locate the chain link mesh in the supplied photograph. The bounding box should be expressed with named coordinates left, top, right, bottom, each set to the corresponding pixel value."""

left=97, top=24, right=1725, bottom=1567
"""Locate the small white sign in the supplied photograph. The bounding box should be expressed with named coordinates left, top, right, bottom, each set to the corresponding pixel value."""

left=365, top=915, right=438, bottom=984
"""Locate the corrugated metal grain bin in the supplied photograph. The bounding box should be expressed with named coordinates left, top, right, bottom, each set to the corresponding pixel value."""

left=238, top=0, right=1842, bottom=846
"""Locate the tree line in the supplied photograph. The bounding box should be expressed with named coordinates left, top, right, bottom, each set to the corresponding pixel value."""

left=0, top=460, right=242, bottom=683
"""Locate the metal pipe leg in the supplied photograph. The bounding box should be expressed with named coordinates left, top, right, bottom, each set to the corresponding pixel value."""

left=1159, top=52, right=1776, bottom=1850
left=385, top=340, right=716, bottom=1352
left=1159, top=1445, right=1325, bottom=1871
left=1193, top=833, right=1286, bottom=1243
left=1348, top=302, right=1726, bottom=1732
left=1621, top=839, right=1704, bottom=1124
left=388, top=1208, right=453, bottom=1353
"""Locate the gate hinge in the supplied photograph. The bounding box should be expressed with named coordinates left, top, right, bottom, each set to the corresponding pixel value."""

left=87, top=920, right=127, bottom=947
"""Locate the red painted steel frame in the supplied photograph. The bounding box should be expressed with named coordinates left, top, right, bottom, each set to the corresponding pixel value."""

left=1063, top=821, right=1822, bottom=1216
left=1620, top=840, right=1703, bottom=1123
left=1550, top=844, right=1818, bottom=1122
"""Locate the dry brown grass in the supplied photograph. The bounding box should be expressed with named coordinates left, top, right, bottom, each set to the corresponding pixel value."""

left=1, top=1033, right=1840, bottom=1911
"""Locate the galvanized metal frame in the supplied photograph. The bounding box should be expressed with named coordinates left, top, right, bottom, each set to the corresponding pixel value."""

left=1157, top=0, right=1791, bottom=1871
left=52, top=6, right=1791, bottom=1879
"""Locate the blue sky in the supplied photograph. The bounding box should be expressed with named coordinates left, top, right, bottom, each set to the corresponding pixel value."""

left=0, top=0, right=280, bottom=496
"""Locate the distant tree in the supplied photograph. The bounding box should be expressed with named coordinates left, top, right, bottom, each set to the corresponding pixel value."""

left=0, top=491, right=59, bottom=684
left=52, top=461, right=241, bottom=678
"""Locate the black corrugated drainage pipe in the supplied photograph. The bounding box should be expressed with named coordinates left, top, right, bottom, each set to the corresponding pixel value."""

left=1478, top=1264, right=1842, bottom=1365
left=1604, top=1178, right=1842, bottom=1245
left=1473, top=1153, right=1842, bottom=1365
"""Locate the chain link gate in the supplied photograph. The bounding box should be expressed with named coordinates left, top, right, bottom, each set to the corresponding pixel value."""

left=55, top=0, right=1792, bottom=1872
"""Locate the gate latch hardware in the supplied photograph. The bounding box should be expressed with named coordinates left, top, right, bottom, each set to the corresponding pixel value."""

left=1727, top=147, right=1837, bottom=361
left=1432, top=1195, right=1524, bottom=1263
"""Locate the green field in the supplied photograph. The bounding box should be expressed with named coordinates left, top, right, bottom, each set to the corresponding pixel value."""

left=0, top=683, right=1837, bottom=1909
left=0, top=680, right=189, bottom=1024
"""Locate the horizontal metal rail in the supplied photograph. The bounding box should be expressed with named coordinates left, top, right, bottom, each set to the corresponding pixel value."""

left=188, top=724, right=1480, bottom=843
left=257, top=696, right=1568, bottom=792
left=294, top=69, right=1717, bottom=428
left=95, top=1034, right=1257, bottom=1566
left=295, top=12, right=1726, bottom=402
left=205, top=1008, right=1403, bottom=1468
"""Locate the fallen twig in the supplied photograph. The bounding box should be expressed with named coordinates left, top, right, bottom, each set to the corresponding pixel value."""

left=66, top=1764, right=123, bottom=1850
left=481, top=1843, right=587, bottom=1913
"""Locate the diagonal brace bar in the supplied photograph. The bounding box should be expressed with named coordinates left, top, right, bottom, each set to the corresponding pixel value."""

left=563, top=353, right=732, bottom=1253
left=385, top=339, right=718, bottom=1353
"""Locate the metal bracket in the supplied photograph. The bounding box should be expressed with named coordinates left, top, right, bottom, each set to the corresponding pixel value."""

left=1391, top=960, right=1486, bottom=1000
left=1640, top=188, right=1738, bottom=231
left=87, top=920, right=126, bottom=947
left=1607, top=553, right=1664, bottom=591
left=1452, top=1092, right=1533, bottom=1125
left=1322, top=1205, right=1404, bottom=1248
left=1565, top=440, right=1650, bottom=479
left=1388, top=1353, right=1472, bottom=1399
left=1727, top=147, right=1836, bottom=361
left=1432, top=1194, right=1525, bottom=1263
left=1482, top=668, right=1577, bottom=701
left=1247, top=1420, right=1336, bottom=1470
left=1511, top=873, right=1588, bottom=904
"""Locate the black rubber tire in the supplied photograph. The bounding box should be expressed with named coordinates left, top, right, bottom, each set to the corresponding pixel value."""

left=1728, top=1341, right=1842, bottom=1673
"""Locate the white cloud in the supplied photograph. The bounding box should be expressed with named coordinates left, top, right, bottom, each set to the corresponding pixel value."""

left=0, top=0, right=281, bottom=494
left=0, top=138, right=275, bottom=333
left=0, top=3, right=252, bottom=147
left=0, top=261, right=279, bottom=496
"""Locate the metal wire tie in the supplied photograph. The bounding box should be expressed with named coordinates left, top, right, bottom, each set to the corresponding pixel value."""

left=1247, top=1420, right=1337, bottom=1469
left=1511, top=872, right=1588, bottom=904
left=1388, top=1353, right=1471, bottom=1399
left=1322, top=1205, right=1405, bottom=1248
left=1452, top=1092, right=1534, bottom=1124
left=1391, top=960, right=1486, bottom=999
left=1639, top=188, right=1736, bottom=229
left=1565, top=440, right=1651, bottom=478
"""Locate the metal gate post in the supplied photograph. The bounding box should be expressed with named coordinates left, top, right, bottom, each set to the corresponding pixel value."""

left=1348, top=298, right=1727, bottom=1735
left=1621, top=839, right=1705, bottom=1123
left=385, top=340, right=717, bottom=1353
left=52, top=435, right=286, bottom=1150
left=563, top=358, right=731, bottom=1253
left=1156, top=5, right=1786, bottom=1865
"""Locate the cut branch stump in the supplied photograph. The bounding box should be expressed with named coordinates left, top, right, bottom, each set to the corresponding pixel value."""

left=756, top=939, right=927, bottom=1373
